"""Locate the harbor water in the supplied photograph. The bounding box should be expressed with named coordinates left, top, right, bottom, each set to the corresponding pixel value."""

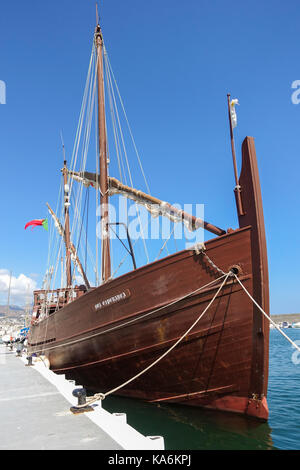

left=102, top=329, right=300, bottom=450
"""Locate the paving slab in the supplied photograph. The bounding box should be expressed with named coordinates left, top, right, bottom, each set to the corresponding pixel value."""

left=0, top=345, right=122, bottom=450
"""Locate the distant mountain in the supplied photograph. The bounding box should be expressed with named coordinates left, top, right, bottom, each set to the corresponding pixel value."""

left=6, top=305, right=24, bottom=311
left=271, top=313, right=300, bottom=323
left=0, top=305, right=25, bottom=318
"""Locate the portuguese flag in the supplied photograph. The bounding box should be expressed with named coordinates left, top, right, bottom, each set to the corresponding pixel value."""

left=25, top=218, right=48, bottom=231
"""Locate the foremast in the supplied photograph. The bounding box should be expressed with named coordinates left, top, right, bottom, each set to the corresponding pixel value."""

left=46, top=202, right=90, bottom=290
left=95, top=22, right=111, bottom=283
left=62, top=160, right=72, bottom=287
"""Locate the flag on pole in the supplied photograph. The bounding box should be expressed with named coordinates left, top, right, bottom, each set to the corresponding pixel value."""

left=230, top=98, right=239, bottom=128
left=25, top=218, right=48, bottom=231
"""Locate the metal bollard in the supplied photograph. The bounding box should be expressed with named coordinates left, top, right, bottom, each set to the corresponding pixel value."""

left=16, top=342, right=23, bottom=357
left=72, top=388, right=87, bottom=406
left=70, top=388, right=94, bottom=414
left=26, top=355, right=33, bottom=366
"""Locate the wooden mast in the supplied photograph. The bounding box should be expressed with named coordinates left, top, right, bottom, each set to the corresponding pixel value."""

left=227, top=94, right=244, bottom=217
left=46, top=202, right=91, bottom=290
left=62, top=161, right=72, bottom=287
left=95, top=18, right=111, bottom=283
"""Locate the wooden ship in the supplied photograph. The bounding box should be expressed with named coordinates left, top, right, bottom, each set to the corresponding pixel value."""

left=28, top=15, right=270, bottom=420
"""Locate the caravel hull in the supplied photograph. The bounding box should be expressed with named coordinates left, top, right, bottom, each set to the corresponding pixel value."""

left=28, top=137, right=269, bottom=420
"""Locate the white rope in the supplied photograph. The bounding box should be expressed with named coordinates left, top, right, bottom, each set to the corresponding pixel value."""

left=68, top=47, right=98, bottom=286
left=70, top=48, right=95, bottom=238
left=102, top=272, right=231, bottom=398
left=104, top=47, right=151, bottom=195
left=31, top=273, right=228, bottom=355
left=234, top=274, right=300, bottom=353
left=74, top=269, right=300, bottom=408
left=75, top=272, right=231, bottom=406
left=68, top=46, right=95, bottom=200
left=44, top=178, right=63, bottom=294
left=154, top=225, right=175, bottom=261
left=103, top=48, right=150, bottom=265
left=41, top=43, right=96, bottom=300
left=70, top=52, right=97, bottom=243
left=104, top=52, right=125, bottom=183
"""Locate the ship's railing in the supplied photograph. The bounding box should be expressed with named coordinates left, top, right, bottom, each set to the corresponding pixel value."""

left=32, top=285, right=88, bottom=322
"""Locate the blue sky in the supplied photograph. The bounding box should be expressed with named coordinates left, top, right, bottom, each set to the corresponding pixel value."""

left=0, top=0, right=299, bottom=313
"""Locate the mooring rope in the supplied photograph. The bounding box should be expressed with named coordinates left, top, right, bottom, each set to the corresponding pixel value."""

left=79, top=268, right=300, bottom=409
left=233, top=274, right=300, bottom=354
left=30, top=251, right=300, bottom=411
left=30, top=272, right=228, bottom=355
left=77, top=271, right=232, bottom=407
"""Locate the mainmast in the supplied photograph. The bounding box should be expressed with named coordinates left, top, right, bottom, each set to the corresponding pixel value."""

left=95, top=19, right=111, bottom=283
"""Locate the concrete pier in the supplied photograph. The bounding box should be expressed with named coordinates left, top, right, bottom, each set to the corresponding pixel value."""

left=0, top=345, right=164, bottom=450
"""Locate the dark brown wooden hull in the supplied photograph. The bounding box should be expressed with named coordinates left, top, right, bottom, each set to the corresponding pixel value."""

left=28, top=137, right=270, bottom=420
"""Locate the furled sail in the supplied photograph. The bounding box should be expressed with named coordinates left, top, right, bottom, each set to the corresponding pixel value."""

left=46, top=203, right=90, bottom=289
left=66, top=170, right=226, bottom=236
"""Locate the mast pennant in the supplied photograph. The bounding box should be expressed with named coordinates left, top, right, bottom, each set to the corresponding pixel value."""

left=230, top=98, right=239, bottom=128
left=24, top=218, right=48, bottom=231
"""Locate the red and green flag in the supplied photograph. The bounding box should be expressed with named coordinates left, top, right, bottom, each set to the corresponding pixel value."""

left=24, top=218, right=48, bottom=231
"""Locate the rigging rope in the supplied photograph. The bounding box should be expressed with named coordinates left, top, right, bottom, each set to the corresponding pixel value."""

left=68, top=47, right=96, bottom=200
left=74, top=271, right=232, bottom=407
left=154, top=225, right=175, bottom=261
left=30, top=272, right=228, bottom=354
left=42, top=43, right=97, bottom=303
left=104, top=46, right=150, bottom=265
left=104, top=47, right=151, bottom=195
left=71, top=267, right=300, bottom=410
left=234, top=274, right=300, bottom=354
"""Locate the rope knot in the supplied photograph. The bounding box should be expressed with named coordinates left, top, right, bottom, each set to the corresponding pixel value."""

left=94, top=392, right=106, bottom=401
left=193, top=242, right=206, bottom=255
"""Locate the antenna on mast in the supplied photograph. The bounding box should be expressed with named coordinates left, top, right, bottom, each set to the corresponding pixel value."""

left=96, top=2, right=100, bottom=26
left=60, top=130, right=66, bottom=166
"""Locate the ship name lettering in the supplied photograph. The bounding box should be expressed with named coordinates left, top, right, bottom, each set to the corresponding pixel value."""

left=95, top=289, right=130, bottom=311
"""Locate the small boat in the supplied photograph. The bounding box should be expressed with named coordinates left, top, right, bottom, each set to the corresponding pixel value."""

left=293, top=322, right=300, bottom=329
left=1, top=335, right=10, bottom=345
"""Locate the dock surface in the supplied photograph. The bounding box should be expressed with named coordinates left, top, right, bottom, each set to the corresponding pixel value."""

left=0, top=345, right=122, bottom=450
